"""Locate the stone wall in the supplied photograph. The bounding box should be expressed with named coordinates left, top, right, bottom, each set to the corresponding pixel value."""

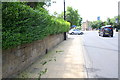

left=2, top=33, right=64, bottom=78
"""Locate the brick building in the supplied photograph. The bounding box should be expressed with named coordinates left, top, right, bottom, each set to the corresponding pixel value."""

left=81, top=20, right=92, bottom=31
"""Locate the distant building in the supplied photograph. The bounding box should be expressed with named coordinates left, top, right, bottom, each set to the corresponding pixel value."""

left=82, top=22, right=87, bottom=31
left=81, top=20, right=92, bottom=31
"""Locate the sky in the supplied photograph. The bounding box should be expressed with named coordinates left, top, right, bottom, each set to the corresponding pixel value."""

left=46, top=0, right=120, bottom=22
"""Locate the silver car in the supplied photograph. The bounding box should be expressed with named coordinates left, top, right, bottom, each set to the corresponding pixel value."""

left=69, top=29, right=83, bottom=35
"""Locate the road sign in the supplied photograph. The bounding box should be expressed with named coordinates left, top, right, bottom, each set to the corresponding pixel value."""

left=115, top=18, right=118, bottom=23
left=97, top=16, right=100, bottom=20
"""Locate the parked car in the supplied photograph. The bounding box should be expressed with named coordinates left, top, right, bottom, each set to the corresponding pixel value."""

left=99, top=25, right=113, bottom=37
left=69, top=29, right=83, bottom=35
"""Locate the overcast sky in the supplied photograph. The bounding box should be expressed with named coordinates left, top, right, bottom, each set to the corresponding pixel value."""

left=47, top=0, right=119, bottom=22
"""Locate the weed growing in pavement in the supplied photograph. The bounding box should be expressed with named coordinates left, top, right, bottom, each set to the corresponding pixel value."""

left=18, top=71, right=28, bottom=78
left=42, top=61, right=47, bottom=65
left=48, top=59, right=52, bottom=61
left=56, top=50, right=64, bottom=53
left=41, top=56, right=57, bottom=65
left=38, top=68, right=47, bottom=80
left=54, top=58, right=56, bottom=61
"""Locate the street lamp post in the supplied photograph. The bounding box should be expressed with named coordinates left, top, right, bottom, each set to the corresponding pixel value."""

left=63, top=0, right=66, bottom=40
left=64, top=0, right=66, bottom=20
left=52, top=0, right=66, bottom=40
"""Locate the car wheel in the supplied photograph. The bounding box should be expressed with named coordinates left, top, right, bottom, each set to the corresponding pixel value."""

left=111, top=35, right=113, bottom=37
left=81, top=33, right=83, bottom=35
left=71, top=32, right=74, bottom=35
left=102, top=33, right=105, bottom=37
left=99, top=34, right=100, bottom=36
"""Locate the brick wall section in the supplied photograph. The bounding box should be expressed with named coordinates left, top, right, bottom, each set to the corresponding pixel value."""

left=2, top=33, right=64, bottom=78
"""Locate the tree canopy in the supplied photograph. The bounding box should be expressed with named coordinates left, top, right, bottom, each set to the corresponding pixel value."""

left=89, top=16, right=119, bottom=29
left=57, top=6, right=82, bottom=26
left=66, top=6, right=82, bottom=26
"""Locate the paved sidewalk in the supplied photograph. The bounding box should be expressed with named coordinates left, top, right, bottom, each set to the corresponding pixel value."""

left=16, top=35, right=87, bottom=78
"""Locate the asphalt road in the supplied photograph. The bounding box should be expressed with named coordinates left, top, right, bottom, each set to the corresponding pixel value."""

left=81, top=31, right=118, bottom=78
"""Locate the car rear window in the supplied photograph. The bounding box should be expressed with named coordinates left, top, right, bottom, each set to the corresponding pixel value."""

left=73, top=29, right=79, bottom=31
left=104, top=27, right=113, bottom=31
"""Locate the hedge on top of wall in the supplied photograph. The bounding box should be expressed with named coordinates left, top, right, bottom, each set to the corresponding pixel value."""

left=2, top=2, right=70, bottom=49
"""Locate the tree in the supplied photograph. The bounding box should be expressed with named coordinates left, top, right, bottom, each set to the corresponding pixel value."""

left=57, top=7, right=82, bottom=26
left=66, top=6, right=82, bottom=26
left=57, top=12, right=64, bottom=19
left=79, top=17, right=82, bottom=26
left=90, top=16, right=119, bottom=30
left=51, top=6, right=82, bottom=27
left=90, top=20, right=103, bottom=29
left=107, top=18, right=111, bottom=25
left=106, top=16, right=118, bottom=28
left=26, top=0, right=51, bottom=9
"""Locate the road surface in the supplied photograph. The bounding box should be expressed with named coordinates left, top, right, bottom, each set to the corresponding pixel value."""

left=81, top=31, right=118, bottom=78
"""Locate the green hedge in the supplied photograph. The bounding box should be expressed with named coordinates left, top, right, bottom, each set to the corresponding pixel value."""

left=2, top=2, right=70, bottom=49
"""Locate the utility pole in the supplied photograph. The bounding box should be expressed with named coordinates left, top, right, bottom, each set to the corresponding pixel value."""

left=117, top=1, right=120, bottom=32
left=64, top=0, right=66, bottom=20
left=64, top=0, right=66, bottom=40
